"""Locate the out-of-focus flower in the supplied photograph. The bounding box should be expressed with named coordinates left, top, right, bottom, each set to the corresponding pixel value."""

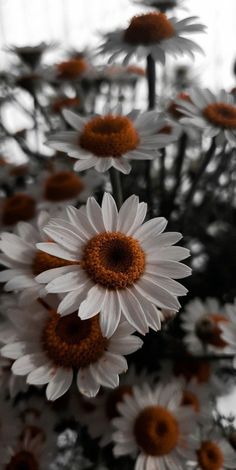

left=51, top=96, right=81, bottom=115
left=181, top=298, right=230, bottom=355
left=36, top=193, right=190, bottom=336
left=83, top=366, right=156, bottom=447
left=112, top=382, right=197, bottom=469
left=99, top=13, right=205, bottom=64
left=220, top=299, right=236, bottom=368
left=7, top=42, right=57, bottom=69
left=56, top=58, right=88, bottom=81
left=192, top=434, right=236, bottom=470
left=134, top=0, right=186, bottom=13
left=0, top=193, right=37, bottom=228
left=46, top=108, right=175, bottom=174
left=179, top=88, right=236, bottom=146
left=1, top=299, right=142, bottom=400
left=0, top=212, right=56, bottom=304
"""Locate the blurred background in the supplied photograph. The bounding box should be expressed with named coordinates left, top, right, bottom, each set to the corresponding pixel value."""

left=0, top=0, right=236, bottom=89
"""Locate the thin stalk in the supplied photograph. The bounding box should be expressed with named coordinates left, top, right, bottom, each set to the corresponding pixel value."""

left=166, top=132, right=187, bottom=217
left=185, top=138, right=216, bottom=207
left=145, top=54, right=156, bottom=216
left=109, top=167, right=123, bottom=209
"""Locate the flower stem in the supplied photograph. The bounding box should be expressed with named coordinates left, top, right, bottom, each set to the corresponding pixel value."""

left=185, top=138, right=216, bottom=207
left=146, top=54, right=156, bottom=215
left=109, top=168, right=123, bottom=209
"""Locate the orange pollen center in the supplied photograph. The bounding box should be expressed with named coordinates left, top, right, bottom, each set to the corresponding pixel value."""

left=134, top=406, right=179, bottom=456
left=181, top=390, right=200, bottom=412
left=32, top=250, right=77, bottom=276
left=126, top=65, right=146, bottom=76
left=6, top=451, right=39, bottom=470
left=42, top=311, right=108, bottom=368
left=168, top=93, right=191, bottom=119
left=195, top=314, right=228, bottom=348
left=44, top=171, right=85, bottom=202
left=197, top=441, right=224, bottom=470
left=79, top=115, right=139, bottom=158
left=2, top=193, right=36, bottom=226
left=57, top=58, right=88, bottom=79
left=203, top=103, right=236, bottom=129
left=106, top=385, right=133, bottom=420
left=82, top=232, right=145, bottom=290
left=123, top=12, right=175, bottom=46
left=174, top=357, right=211, bottom=384
left=52, top=97, right=80, bottom=114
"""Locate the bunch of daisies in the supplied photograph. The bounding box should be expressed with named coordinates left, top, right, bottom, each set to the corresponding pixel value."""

left=1, top=0, right=236, bottom=468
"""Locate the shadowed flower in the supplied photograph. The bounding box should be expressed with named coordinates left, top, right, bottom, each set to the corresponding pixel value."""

left=46, top=108, right=175, bottom=174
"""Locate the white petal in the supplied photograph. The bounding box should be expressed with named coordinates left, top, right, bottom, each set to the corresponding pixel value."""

left=102, top=193, right=118, bottom=231
left=77, top=367, right=100, bottom=397
left=117, top=289, right=149, bottom=334
left=79, top=284, right=106, bottom=319
left=36, top=242, right=79, bottom=261
left=99, top=290, right=121, bottom=337
left=86, top=197, right=106, bottom=233
left=63, top=110, right=86, bottom=131
left=27, top=364, right=53, bottom=385
left=46, top=367, right=73, bottom=400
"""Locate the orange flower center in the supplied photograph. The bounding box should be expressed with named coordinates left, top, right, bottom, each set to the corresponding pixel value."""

left=195, top=314, right=228, bottom=348
left=203, top=103, right=236, bottom=129
left=123, top=13, right=175, bottom=46
left=173, top=357, right=211, bottom=384
left=52, top=97, right=80, bottom=114
left=197, top=441, right=224, bottom=470
left=2, top=193, right=36, bottom=226
left=42, top=311, right=108, bottom=368
left=57, top=58, right=88, bottom=80
left=134, top=406, right=179, bottom=456
left=6, top=451, right=39, bottom=470
left=181, top=390, right=200, bottom=412
left=82, top=232, right=145, bottom=290
left=168, top=93, right=192, bottom=119
left=32, top=250, right=76, bottom=276
left=106, top=385, right=133, bottom=420
left=126, top=65, right=146, bottom=76
left=43, top=171, right=85, bottom=202
left=79, top=115, right=139, bottom=158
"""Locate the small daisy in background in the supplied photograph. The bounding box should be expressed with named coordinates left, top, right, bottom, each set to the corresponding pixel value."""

left=0, top=397, right=20, bottom=465
left=181, top=298, right=230, bottom=355
left=1, top=297, right=142, bottom=400
left=36, top=192, right=190, bottom=336
left=46, top=108, right=175, bottom=174
left=191, top=431, right=236, bottom=470
left=220, top=299, right=236, bottom=368
left=0, top=192, right=37, bottom=230
left=99, top=13, right=205, bottom=65
left=7, top=41, right=57, bottom=69
left=133, top=0, right=186, bottom=13
left=112, top=382, right=197, bottom=469
left=178, top=88, right=236, bottom=146
left=82, top=365, right=156, bottom=447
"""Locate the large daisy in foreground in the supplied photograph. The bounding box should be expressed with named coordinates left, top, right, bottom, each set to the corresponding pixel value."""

left=112, top=382, right=197, bottom=469
left=99, top=13, right=205, bottom=65
left=46, top=108, right=174, bottom=174
left=1, top=299, right=142, bottom=400
left=36, top=193, right=191, bottom=336
left=179, top=88, right=236, bottom=146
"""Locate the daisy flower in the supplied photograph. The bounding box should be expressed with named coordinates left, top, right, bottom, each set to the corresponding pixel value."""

left=37, top=169, right=106, bottom=212
left=220, top=299, right=236, bottom=368
left=179, top=88, right=236, bottom=146
left=1, top=299, right=143, bottom=400
left=83, top=366, right=156, bottom=447
left=0, top=192, right=37, bottom=229
left=46, top=108, right=175, bottom=174
left=192, top=434, right=236, bottom=470
left=3, top=428, right=56, bottom=470
left=134, top=0, right=186, bottom=12
left=0, top=212, right=61, bottom=304
left=7, top=42, right=57, bottom=69
left=36, top=192, right=191, bottom=336
left=181, top=298, right=230, bottom=355
left=112, top=382, right=197, bottom=469
left=99, top=13, right=205, bottom=65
